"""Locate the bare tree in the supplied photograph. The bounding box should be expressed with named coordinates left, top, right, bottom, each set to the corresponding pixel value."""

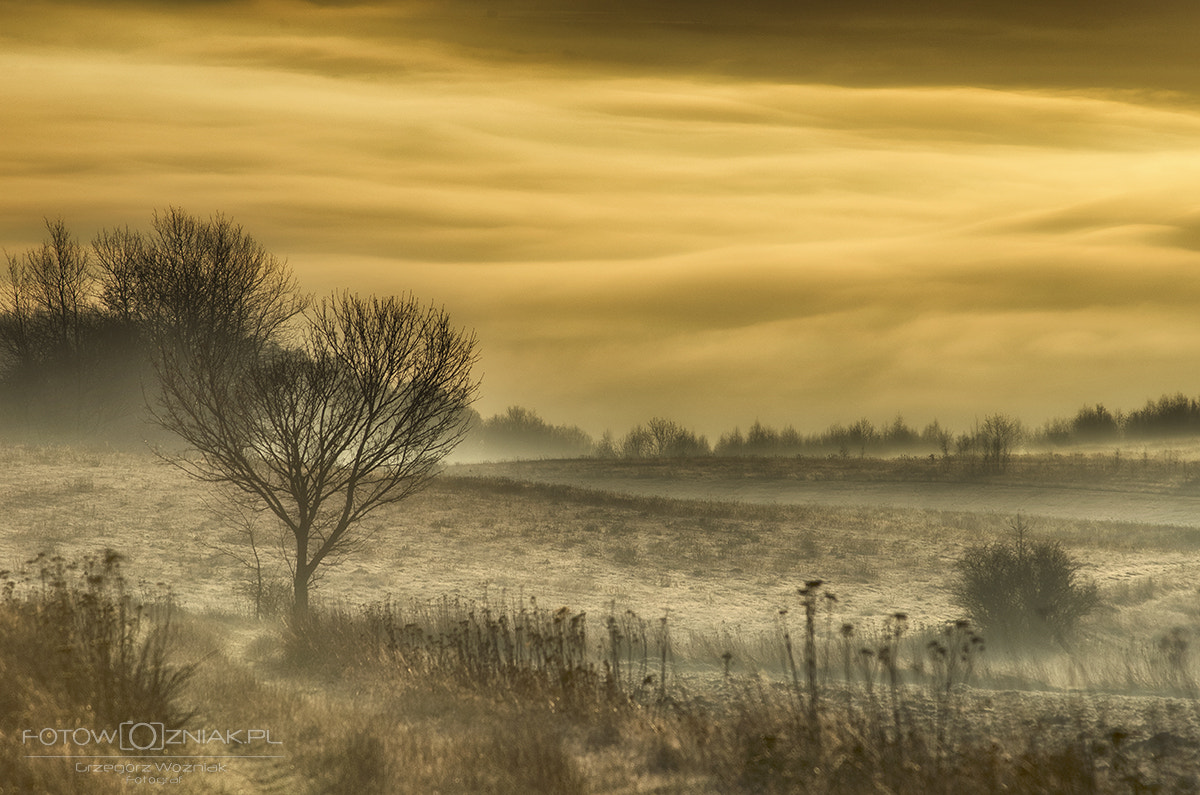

left=978, top=413, right=1022, bottom=473
left=91, top=225, right=144, bottom=323
left=0, top=211, right=309, bottom=439
left=627, top=417, right=709, bottom=457
left=1, top=217, right=92, bottom=365
left=117, top=208, right=306, bottom=354
left=0, top=256, right=35, bottom=369
left=201, top=495, right=290, bottom=619
left=151, top=292, right=479, bottom=622
left=0, top=219, right=101, bottom=432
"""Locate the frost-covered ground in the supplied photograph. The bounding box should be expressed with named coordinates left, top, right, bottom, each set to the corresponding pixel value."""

left=8, top=445, right=1200, bottom=791
left=3, top=446, right=1200, bottom=681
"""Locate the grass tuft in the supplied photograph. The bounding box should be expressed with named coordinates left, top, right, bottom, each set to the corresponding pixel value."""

left=0, top=550, right=196, bottom=792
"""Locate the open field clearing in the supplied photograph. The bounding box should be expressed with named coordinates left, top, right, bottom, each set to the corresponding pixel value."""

left=4, top=446, right=1200, bottom=671
left=456, top=454, right=1200, bottom=525
left=7, top=447, right=1200, bottom=644
left=6, top=445, right=1200, bottom=791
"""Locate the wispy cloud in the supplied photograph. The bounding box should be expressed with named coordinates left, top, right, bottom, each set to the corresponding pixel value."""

left=3, top=0, right=1200, bottom=434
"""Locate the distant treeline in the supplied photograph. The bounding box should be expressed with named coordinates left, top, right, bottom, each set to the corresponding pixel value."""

left=468, top=395, right=1200, bottom=462
left=7, top=219, right=1200, bottom=457
left=1, top=218, right=159, bottom=441
left=1035, top=395, right=1200, bottom=444
left=467, top=407, right=1019, bottom=465
left=465, top=410, right=711, bottom=461
left=0, top=213, right=301, bottom=445
left=465, top=406, right=595, bottom=459
left=713, top=417, right=952, bottom=458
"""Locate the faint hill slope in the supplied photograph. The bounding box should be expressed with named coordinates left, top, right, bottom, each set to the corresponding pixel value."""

left=451, top=456, right=1200, bottom=527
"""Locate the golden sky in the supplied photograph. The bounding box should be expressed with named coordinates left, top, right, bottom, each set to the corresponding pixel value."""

left=4, top=0, right=1200, bottom=436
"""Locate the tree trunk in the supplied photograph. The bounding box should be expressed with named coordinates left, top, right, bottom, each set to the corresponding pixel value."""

left=292, top=566, right=310, bottom=624
left=292, top=530, right=311, bottom=625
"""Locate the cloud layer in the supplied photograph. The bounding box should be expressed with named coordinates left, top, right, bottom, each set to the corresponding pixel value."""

left=3, top=0, right=1200, bottom=435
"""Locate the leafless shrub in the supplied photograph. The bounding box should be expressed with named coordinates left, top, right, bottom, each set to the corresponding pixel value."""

left=0, top=550, right=196, bottom=790
left=952, top=516, right=1100, bottom=647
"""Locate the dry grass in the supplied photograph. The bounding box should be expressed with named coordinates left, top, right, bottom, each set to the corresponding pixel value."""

left=5, top=446, right=1200, bottom=791
left=454, top=447, right=1200, bottom=491
left=168, top=593, right=1200, bottom=793
left=0, top=551, right=196, bottom=794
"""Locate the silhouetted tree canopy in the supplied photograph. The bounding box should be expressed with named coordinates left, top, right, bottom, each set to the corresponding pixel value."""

left=1, top=219, right=143, bottom=436
left=0, top=210, right=307, bottom=441
left=1071, top=403, right=1119, bottom=441
left=151, top=292, right=479, bottom=621
left=621, top=417, right=709, bottom=458
left=469, top=405, right=594, bottom=459
left=1123, top=393, right=1200, bottom=438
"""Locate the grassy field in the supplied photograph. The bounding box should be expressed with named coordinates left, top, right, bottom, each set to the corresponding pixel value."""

left=4, top=445, right=1200, bottom=792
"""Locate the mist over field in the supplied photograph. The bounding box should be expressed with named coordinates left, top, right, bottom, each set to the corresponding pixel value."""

left=7, top=442, right=1200, bottom=791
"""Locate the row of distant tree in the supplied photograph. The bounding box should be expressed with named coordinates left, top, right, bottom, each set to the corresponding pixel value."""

left=1035, top=396, right=1200, bottom=444
left=464, top=411, right=709, bottom=460
left=0, top=212, right=311, bottom=442
left=468, top=397, right=1200, bottom=462
left=467, top=409, right=1021, bottom=465
left=6, top=216, right=1200, bottom=460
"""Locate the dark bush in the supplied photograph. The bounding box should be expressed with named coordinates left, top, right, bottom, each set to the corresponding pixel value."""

left=1124, top=393, right=1200, bottom=438
left=952, top=517, right=1100, bottom=647
left=0, top=550, right=196, bottom=728
left=472, top=405, right=595, bottom=459
left=0, top=551, right=196, bottom=792
left=621, top=417, right=710, bottom=458
left=1071, top=403, right=1120, bottom=441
